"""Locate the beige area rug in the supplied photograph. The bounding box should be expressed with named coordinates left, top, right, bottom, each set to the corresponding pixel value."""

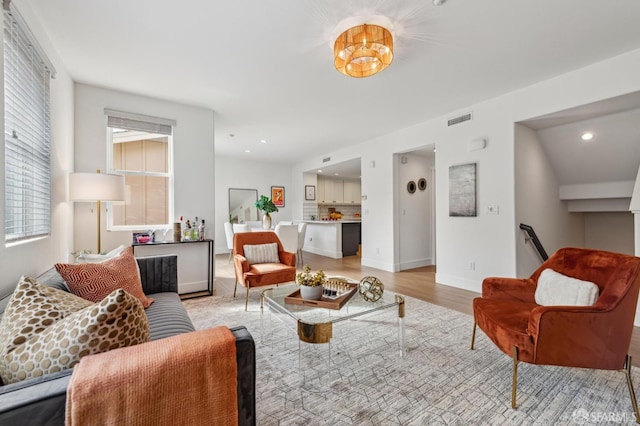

left=183, top=291, right=640, bottom=425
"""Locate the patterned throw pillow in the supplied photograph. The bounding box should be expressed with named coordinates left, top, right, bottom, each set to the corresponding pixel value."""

left=0, top=288, right=150, bottom=384
left=0, top=276, right=93, bottom=359
left=55, top=247, right=154, bottom=308
left=243, top=243, right=279, bottom=265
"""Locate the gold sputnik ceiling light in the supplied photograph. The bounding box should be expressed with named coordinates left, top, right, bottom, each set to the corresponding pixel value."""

left=334, top=24, right=394, bottom=78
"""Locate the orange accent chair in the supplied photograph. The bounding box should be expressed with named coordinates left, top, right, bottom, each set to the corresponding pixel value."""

left=471, top=247, right=640, bottom=420
left=233, top=231, right=296, bottom=310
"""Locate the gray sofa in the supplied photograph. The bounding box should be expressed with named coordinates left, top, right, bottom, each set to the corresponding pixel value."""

left=0, top=255, right=256, bottom=426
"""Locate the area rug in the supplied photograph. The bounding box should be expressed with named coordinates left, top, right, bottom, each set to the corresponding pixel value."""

left=183, top=291, right=640, bottom=425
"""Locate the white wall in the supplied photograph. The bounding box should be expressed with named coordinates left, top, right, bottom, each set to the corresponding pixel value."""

left=396, top=153, right=434, bottom=270
left=214, top=155, right=293, bottom=254
left=0, top=1, right=75, bottom=297
left=514, top=124, right=584, bottom=277
left=292, top=48, right=640, bottom=293
left=584, top=212, right=634, bottom=255
left=74, top=84, right=215, bottom=252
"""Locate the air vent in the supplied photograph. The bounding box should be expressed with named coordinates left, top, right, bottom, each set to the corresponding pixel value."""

left=448, top=112, right=472, bottom=127
left=322, top=157, right=331, bottom=163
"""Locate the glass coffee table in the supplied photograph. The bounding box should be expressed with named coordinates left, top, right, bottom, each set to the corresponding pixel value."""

left=260, top=280, right=406, bottom=370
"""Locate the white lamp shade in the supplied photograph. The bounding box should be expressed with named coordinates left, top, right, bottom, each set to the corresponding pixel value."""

left=69, top=172, right=126, bottom=202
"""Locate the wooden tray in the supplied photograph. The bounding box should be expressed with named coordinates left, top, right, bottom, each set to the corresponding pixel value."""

left=284, top=282, right=358, bottom=310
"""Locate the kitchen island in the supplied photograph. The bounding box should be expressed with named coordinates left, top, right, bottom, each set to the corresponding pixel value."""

left=301, top=220, right=361, bottom=259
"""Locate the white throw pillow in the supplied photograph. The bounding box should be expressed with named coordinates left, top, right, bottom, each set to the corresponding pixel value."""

left=243, top=243, right=279, bottom=265
left=535, top=268, right=600, bottom=306
left=76, top=244, right=128, bottom=263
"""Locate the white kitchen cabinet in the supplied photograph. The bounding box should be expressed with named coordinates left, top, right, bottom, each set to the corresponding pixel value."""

left=343, top=179, right=361, bottom=204
left=325, top=178, right=344, bottom=203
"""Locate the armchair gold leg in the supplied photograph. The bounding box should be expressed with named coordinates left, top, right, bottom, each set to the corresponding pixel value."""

left=245, top=287, right=250, bottom=311
left=624, top=355, right=640, bottom=423
left=512, top=346, right=519, bottom=409
left=471, top=322, right=477, bottom=350
left=233, top=281, right=238, bottom=298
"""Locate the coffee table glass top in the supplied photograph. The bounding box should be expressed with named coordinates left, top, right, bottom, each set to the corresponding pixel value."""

left=261, top=280, right=403, bottom=325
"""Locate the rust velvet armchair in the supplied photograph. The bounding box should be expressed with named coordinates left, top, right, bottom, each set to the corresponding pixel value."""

left=471, top=247, right=640, bottom=420
left=233, top=231, right=296, bottom=310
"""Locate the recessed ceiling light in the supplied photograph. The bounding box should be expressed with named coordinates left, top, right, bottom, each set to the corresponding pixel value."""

left=334, top=173, right=339, bottom=176
left=318, top=170, right=323, bottom=173
left=581, top=132, right=594, bottom=141
left=244, top=149, right=251, bottom=153
left=260, top=139, right=267, bottom=144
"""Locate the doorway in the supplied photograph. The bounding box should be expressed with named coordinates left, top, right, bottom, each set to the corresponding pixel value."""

left=395, top=146, right=436, bottom=271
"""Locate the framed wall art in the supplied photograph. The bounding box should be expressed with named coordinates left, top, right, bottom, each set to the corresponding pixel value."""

left=305, top=185, right=316, bottom=201
left=271, top=186, right=285, bottom=207
left=449, top=163, right=477, bottom=217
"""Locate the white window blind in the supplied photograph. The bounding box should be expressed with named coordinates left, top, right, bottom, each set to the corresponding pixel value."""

left=4, top=3, right=55, bottom=243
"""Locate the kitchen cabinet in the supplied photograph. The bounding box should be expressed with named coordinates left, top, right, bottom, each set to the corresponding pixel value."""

left=317, top=176, right=361, bottom=205
left=325, top=179, right=344, bottom=203
left=343, top=179, right=361, bottom=204
left=318, top=177, right=344, bottom=204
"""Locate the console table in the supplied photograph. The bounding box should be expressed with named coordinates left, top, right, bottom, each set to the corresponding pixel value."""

left=132, top=239, right=214, bottom=299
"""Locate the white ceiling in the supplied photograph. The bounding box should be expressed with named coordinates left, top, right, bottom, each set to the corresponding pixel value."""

left=25, top=0, right=640, bottom=172
left=525, top=99, right=640, bottom=186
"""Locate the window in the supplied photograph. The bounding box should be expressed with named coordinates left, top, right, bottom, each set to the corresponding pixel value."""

left=4, top=4, right=56, bottom=244
left=106, top=109, right=175, bottom=230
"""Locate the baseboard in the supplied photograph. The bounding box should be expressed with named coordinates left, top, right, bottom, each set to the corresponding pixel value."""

left=399, top=258, right=433, bottom=271
left=360, top=257, right=396, bottom=272
left=435, top=273, right=482, bottom=294
left=304, top=247, right=342, bottom=259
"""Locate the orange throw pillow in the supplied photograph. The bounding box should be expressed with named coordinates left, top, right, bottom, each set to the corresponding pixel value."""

left=55, top=247, right=154, bottom=308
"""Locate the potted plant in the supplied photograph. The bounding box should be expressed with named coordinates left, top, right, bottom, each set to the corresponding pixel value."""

left=296, top=265, right=326, bottom=300
left=255, top=195, right=278, bottom=229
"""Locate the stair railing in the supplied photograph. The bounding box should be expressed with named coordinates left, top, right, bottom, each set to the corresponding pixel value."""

left=519, top=223, right=549, bottom=262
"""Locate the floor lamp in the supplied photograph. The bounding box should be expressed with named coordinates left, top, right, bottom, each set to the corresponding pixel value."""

left=69, top=169, right=125, bottom=254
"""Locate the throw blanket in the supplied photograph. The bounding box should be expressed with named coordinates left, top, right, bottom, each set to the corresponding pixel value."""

left=66, top=327, right=238, bottom=426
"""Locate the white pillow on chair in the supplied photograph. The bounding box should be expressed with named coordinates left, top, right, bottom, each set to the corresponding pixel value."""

left=243, top=243, right=279, bottom=265
left=534, top=268, right=599, bottom=306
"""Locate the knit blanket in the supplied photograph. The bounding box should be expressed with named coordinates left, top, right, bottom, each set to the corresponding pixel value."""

left=66, top=326, right=238, bottom=426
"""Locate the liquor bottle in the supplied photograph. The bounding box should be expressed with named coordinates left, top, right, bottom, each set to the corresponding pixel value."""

left=184, top=220, right=191, bottom=240
left=198, top=220, right=205, bottom=241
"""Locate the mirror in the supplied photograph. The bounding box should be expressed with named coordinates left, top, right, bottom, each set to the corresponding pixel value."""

left=228, top=188, right=258, bottom=223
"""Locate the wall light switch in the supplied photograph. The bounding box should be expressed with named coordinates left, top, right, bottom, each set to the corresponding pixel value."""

left=486, top=205, right=499, bottom=215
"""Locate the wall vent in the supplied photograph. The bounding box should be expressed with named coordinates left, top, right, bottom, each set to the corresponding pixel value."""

left=448, top=112, right=472, bottom=127
left=322, top=157, right=331, bottom=163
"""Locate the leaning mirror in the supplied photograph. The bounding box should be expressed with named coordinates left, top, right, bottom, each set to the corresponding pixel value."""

left=228, top=188, right=258, bottom=223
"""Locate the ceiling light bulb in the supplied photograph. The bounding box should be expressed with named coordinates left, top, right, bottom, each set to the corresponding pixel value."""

left=244, top=149, right=251, bottom=153
left=581, top=132, right=594, bottom=141
left=318, top=170, right=323, bottom=173
left=260, top=139, right=267, bottom=144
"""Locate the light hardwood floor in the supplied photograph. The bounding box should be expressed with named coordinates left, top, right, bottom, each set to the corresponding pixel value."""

left=213, top=251, right=640, bottom=366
